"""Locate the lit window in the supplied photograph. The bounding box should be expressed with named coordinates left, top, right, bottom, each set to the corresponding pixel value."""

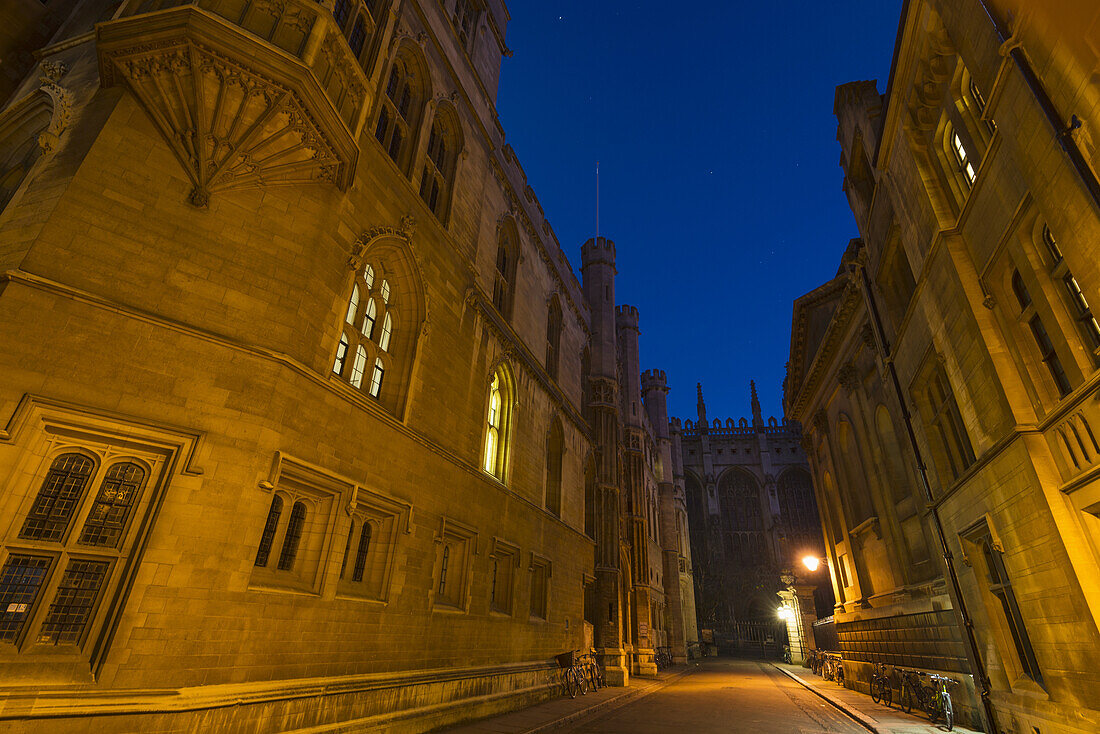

left=951, top=131, right=976, bottom=186
left=369, top=358, right=384, bottom=398
left=364, top=264, right=375, bottom=289
left=379, top=313, right=392, bottom=351
left=350, top=345, right=367, bottom=388
left=333, top=334, right=348, bottom=374
left=1063, top=274, right=1100, bottom=349
left=1042, top=226, right=1063, bottom=264
left=380, top=279, right=390, bottom=304
left=485, top=374, right=502, bottom=474
left=362, top=298, right=377, bottom=339
left=345, top=284, right=359, bottom=325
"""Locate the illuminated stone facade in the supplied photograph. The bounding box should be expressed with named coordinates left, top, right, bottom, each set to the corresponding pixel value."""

left=0, top=0, right=695, bottom=730
left=786, top=1, right=1100, bottom=732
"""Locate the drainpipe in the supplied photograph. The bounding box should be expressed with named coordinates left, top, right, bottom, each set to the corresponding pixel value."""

left=977, top=0, right=1100, bottom=214
left=852, top=263, right=999, bottom=734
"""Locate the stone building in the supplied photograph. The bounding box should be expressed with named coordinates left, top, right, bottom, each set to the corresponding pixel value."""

left=675, top=384, right=827, bottom=637
left=0, top=0, right=694, bottom=731
left=786, top=1, right=1100, bottom=731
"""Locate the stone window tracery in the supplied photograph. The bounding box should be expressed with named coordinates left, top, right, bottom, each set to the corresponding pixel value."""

left=493, top=224, right=518, bottom=319
left=375, top=52, right=427, bottom=174
left=1013, top=269, right=1072, bottom=397
left=337, top=262, right=398, bottom=401
left=419, top=109, right=461, bottom=221
left=483, top=365, right=514, bottom=481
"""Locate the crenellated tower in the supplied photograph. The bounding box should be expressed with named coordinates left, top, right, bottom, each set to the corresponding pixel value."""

left=581, top=236, right=628, bottom=684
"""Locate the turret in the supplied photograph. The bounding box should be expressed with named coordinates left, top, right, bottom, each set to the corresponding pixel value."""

left=581, top=237, right=618, bottom=379
left=642, top=369, right=670, bottom=441
left=616, top=305, right=642, bottom=426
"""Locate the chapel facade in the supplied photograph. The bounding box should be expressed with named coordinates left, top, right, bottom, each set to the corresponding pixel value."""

left=786, top=1, right=1100, bottom=731
left=0, top=0, right=695, bottom=731
left=676, top=384, right=827, bottom=635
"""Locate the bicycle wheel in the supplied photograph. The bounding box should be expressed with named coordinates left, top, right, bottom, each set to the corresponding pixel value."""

left=577, top=667, right=589, bottom=695
left=882, top=681, right=892, bottom=708
left=871, top=678, right=882, bottom=704
left=922, top=688, right=937, bottom=719
left=836, top=667, right=845, bottom=686
left=586, top=663, right=600, bottom=691
left=564, top=669, right=579, bottom=699
left=943, top=693, right=953, bottom=731
left=900, top=684, right=913, bottom=714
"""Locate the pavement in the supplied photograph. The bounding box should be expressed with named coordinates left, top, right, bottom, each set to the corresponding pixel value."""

left=438, top=658, right=984, bottom=734
left=770, top=663, right=981, bottom=734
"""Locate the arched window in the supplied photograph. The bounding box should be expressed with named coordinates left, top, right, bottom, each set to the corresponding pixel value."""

left=20, top=453, right=96, bottom=542
left=362, top=298, right=377, bottom=339
left=333, top=334, right=349, bottom=375
left=1041, top=225, right=1100, bottom=352
left=484, top=366, right=513, bottom=479
left=546, top=296, right=562, bottom=379
left=254, top=495, right=283, bottom=567
left=545, top=418, right=564, bottom=516
left=776, top=468, right=822, bottom=564
left=78, top=462, right=146, bottom=548
left=379, top=312, right=392, bottom=351
left=718, top=470, right=765, bottom=565
left=1013, top=269, right=1072, bottom=397
left=277, top=501, right=307, bottom=571
left=374, top=52, right=427, bottom=173
left=419, top=110, right=460, bottom=219
left=369, top=358, right=385, bottom=398
left=493, top=225, right=518, bottom=319
left=350, top=345, right=367, bottom=388
left=339, top=263, right=397, bottom=399
left=948, top=125, right=976, bottom=187
left=352, top=523, right=371, bottom=582
left=451, top=0, right=482, bottom=50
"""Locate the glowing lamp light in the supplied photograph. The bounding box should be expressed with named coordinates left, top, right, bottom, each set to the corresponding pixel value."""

left=777, top=606, right=794, bottom=621
left=802, top=556, right=821, bottom=572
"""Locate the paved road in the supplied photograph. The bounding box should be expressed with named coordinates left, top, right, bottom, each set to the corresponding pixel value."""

left=567, top=658, right=868, bottom=733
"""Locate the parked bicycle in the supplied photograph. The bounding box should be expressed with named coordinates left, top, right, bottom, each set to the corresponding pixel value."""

left=555, top=650, right=589, bottom=699
left=925, top=673, right=956, bottom=731
left=896, top=668, right=955, bottom=730
left=805, top=648, right=823, bottom=676
left=654, top=645, right=673, bottom=670
left=869, top=662, right=892, bottom=707
left=579, top=650, right=605, bottom=691
left=821, top=652, right=845, bottom=685
left=781, top=644, right=792, bottom=664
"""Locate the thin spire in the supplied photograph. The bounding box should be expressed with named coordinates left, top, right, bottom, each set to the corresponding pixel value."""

left=696, top=382, right=707, bottom=425
left=751, top=380, right=764, bottom=428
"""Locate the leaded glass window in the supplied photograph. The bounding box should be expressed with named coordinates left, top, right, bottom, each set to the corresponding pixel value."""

left=78, top=462, right=146, bottom=548
left=20, top=453, right=95, bottom=542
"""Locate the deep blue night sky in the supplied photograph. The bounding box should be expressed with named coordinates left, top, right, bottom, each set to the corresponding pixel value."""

left=494, top=2, right=902, bottom=423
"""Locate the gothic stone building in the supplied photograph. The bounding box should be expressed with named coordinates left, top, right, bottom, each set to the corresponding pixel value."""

left=675, top=384, right=826, bottom=635
left=786, top=1, right=1100, bottom=731
left=0, top=0, right=695, bottom=731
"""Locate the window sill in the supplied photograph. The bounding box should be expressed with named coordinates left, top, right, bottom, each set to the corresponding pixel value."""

left=334, top=589, right=387, bottom=605
left=432, top=602, right=467, bottom=615
left=247, top=578, right=319, bottom=597
left=489, top=608, right=512, bottom=619
left=1008, top=675, right=1049, bottom=700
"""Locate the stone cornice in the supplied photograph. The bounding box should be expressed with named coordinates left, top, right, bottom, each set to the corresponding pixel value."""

left=789, top=278, right=864, bottom=419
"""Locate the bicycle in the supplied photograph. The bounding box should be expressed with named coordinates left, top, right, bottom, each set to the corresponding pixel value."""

left=896, top=668, right=928, bottom=715
left=925, top=673, right=956, bottom=731
left=580, top=650, right=604, bottom=691
left=781, top=644, right=792, bottom=664
left=805, top=648, right=822, bottom=676
left=869, top=662, right=892, bottom=707
left=654, top=645, right=673, bottom=670
left=554, top=650, right=589, bottom=699
left=821, top=652, right=844, bottom=686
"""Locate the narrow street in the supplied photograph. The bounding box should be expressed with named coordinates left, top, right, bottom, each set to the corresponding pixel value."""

left=567, top=659, right=866, bottom=733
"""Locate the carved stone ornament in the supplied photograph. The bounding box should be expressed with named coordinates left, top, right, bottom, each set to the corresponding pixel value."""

left=348, top=218, right=416, bottom=269
left=800, top=432, right=814, bottom=455
left=811, top=409, right=830, bottom=437
left=590, top=377, right=618, bottom=407
left=982, top=294, right=996, bottom=310
left=838, top=362, right=861, bottom=395
left=100, top=41, right=345, bottom=206
left=35, top=76, right=73, bottom=156
left=860, top=322, right=876, bottom=349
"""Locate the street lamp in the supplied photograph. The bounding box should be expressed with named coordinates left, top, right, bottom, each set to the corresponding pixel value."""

left=802, top=555, right=822, bottom=572
left=777, top=606, right=794, bottom=621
